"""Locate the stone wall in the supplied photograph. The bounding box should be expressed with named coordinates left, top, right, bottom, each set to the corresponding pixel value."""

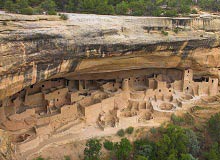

left=45, top=88, right=68, bottom=107
left=82, top=103, right=102, bottom=123
left=25, top=92, right=44, bottom=107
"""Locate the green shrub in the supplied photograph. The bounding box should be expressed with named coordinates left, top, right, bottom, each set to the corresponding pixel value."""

left=150, top=127, right=157, bottom=134
left=95, top=3, right=115, bottom=15
left=161, top=30, right=168, bottom=36
left=134, top=139, right=155, bottom=160
left=117, top=129, right=125, bottom=137
left=60, top=14, right=68, bottom=20
left=34, top=157, right=45, bottom=160
left=207, top=113, right=220, bottom=142
left=179, top=5, right=191, bottom=14
left=40, top=0, right=56, bottom=13
left=204, top=142, right=220, bottom=160
left=64, top=155, right=71, bottom=160
left=135, top=155, right=149, bottom=160
left=185, top=129, right=200, bottom=157
left=193, top=106, right=205, bottom=111
left=115, top=1, right=129, bottom=15
left=184, top=113, right=195, bottom=125
left=113, top=138, right=132, bottom=160
left=173, top=27, right=179, bottom=34
left=126, top=127, right=134, bottom=134
left=171, top=114, right=184, bottom=125
left=103, top=140, right=114, bottom=151
left=47, top=10, right=57, bottom=15
left=84, top=139, right=102, bottom=160
left=156, top=125, right=189, bottom=160
left=180, top=154, right=197, bottom=160
left=164, top=10, right=177, bottom=17
left=129, top=1, right=146, bottom=16
left=20, top=7, right=34, bottom=15
left=33, top=7, right=43, bottom=14
left=4, top=0, right=16, bottom=12
left=191, top=9, right=198, bottom=14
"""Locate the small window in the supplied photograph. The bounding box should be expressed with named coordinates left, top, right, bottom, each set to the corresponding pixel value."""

left=30, top=85, right=34, bottom=89
left=57, top=99, right=59, bottom=102
left=42, top=85, right=45, bottom=88
left=159, top=89, right=161, bottom=92
left=188, top=70, right=190, bottom=73
left=169, top=90, right=171, bottom=92
left=129, top=78, right=131, bottom=80
left=212, top=80, right=214, bottom=83
left=58, top=92, right=60, bottom=94
left=113, top=84, right=115, bottom=87
left=186, top=87, right=189, bottom=90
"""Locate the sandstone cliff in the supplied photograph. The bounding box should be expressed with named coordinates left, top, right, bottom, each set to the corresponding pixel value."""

left=0, top=13, right=220, bottom=100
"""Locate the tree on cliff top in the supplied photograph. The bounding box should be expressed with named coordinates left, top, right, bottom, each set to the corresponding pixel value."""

left=4, top=0, right=15, bottom=12
left=40, top=0, right=56, bottom=15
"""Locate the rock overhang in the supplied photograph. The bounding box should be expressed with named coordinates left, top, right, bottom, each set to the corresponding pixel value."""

left=0, top=13, right=220, bottom=100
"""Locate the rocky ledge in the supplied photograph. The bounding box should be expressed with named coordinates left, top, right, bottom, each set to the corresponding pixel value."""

left=0, top=13, right=220, bottom=100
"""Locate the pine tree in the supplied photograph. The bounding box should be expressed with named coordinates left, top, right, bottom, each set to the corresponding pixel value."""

left=116, top=1, right=129, bottom=15
left=4, top=0, right=15, bottom=12
left=65, top=0, right=75, bottom=12
left=40, top=0, right=56, bottom=15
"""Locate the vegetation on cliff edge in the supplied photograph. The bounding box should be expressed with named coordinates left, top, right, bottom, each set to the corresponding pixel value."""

left=1, top=0, right=220, bottom=16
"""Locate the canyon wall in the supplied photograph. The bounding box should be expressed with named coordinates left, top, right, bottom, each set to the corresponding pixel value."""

left=0, top=13, right=220, bottom=101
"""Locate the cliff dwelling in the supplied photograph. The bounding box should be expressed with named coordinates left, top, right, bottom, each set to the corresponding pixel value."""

left=1, top=10, right=220, bottom=159
left=0, top=68, right=219, bottom=154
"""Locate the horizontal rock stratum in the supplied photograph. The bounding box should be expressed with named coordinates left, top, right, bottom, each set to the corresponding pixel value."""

left=0, top=13, right=220, bottom=101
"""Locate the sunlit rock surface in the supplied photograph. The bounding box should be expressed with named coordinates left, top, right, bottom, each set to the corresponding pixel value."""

left=0, top=13, right=220, bottom=100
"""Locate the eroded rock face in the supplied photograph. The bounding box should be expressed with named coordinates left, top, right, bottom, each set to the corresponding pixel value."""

left=0, top=129, right=14, bottom=160
left=0, top=13, right=220, bottom=101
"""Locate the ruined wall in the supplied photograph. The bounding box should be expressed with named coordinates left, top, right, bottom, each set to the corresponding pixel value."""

left=101, top=97, right=115, bottom=112
left=9, top=109, right=35, bottom=121
left=61, top=104, right=78, bottom=118
left=44, top=88, right=68, bottom=107
left=194, top=17, right=220, bottom=31
left=209, top=78, right=219, bottom=96
left=83, top=103, right=102, bottom=123
left=25, top=92, right=44, bottom=107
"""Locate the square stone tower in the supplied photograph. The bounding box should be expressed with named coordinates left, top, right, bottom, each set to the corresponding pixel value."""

left=183, top=69, right=193, bottom=94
